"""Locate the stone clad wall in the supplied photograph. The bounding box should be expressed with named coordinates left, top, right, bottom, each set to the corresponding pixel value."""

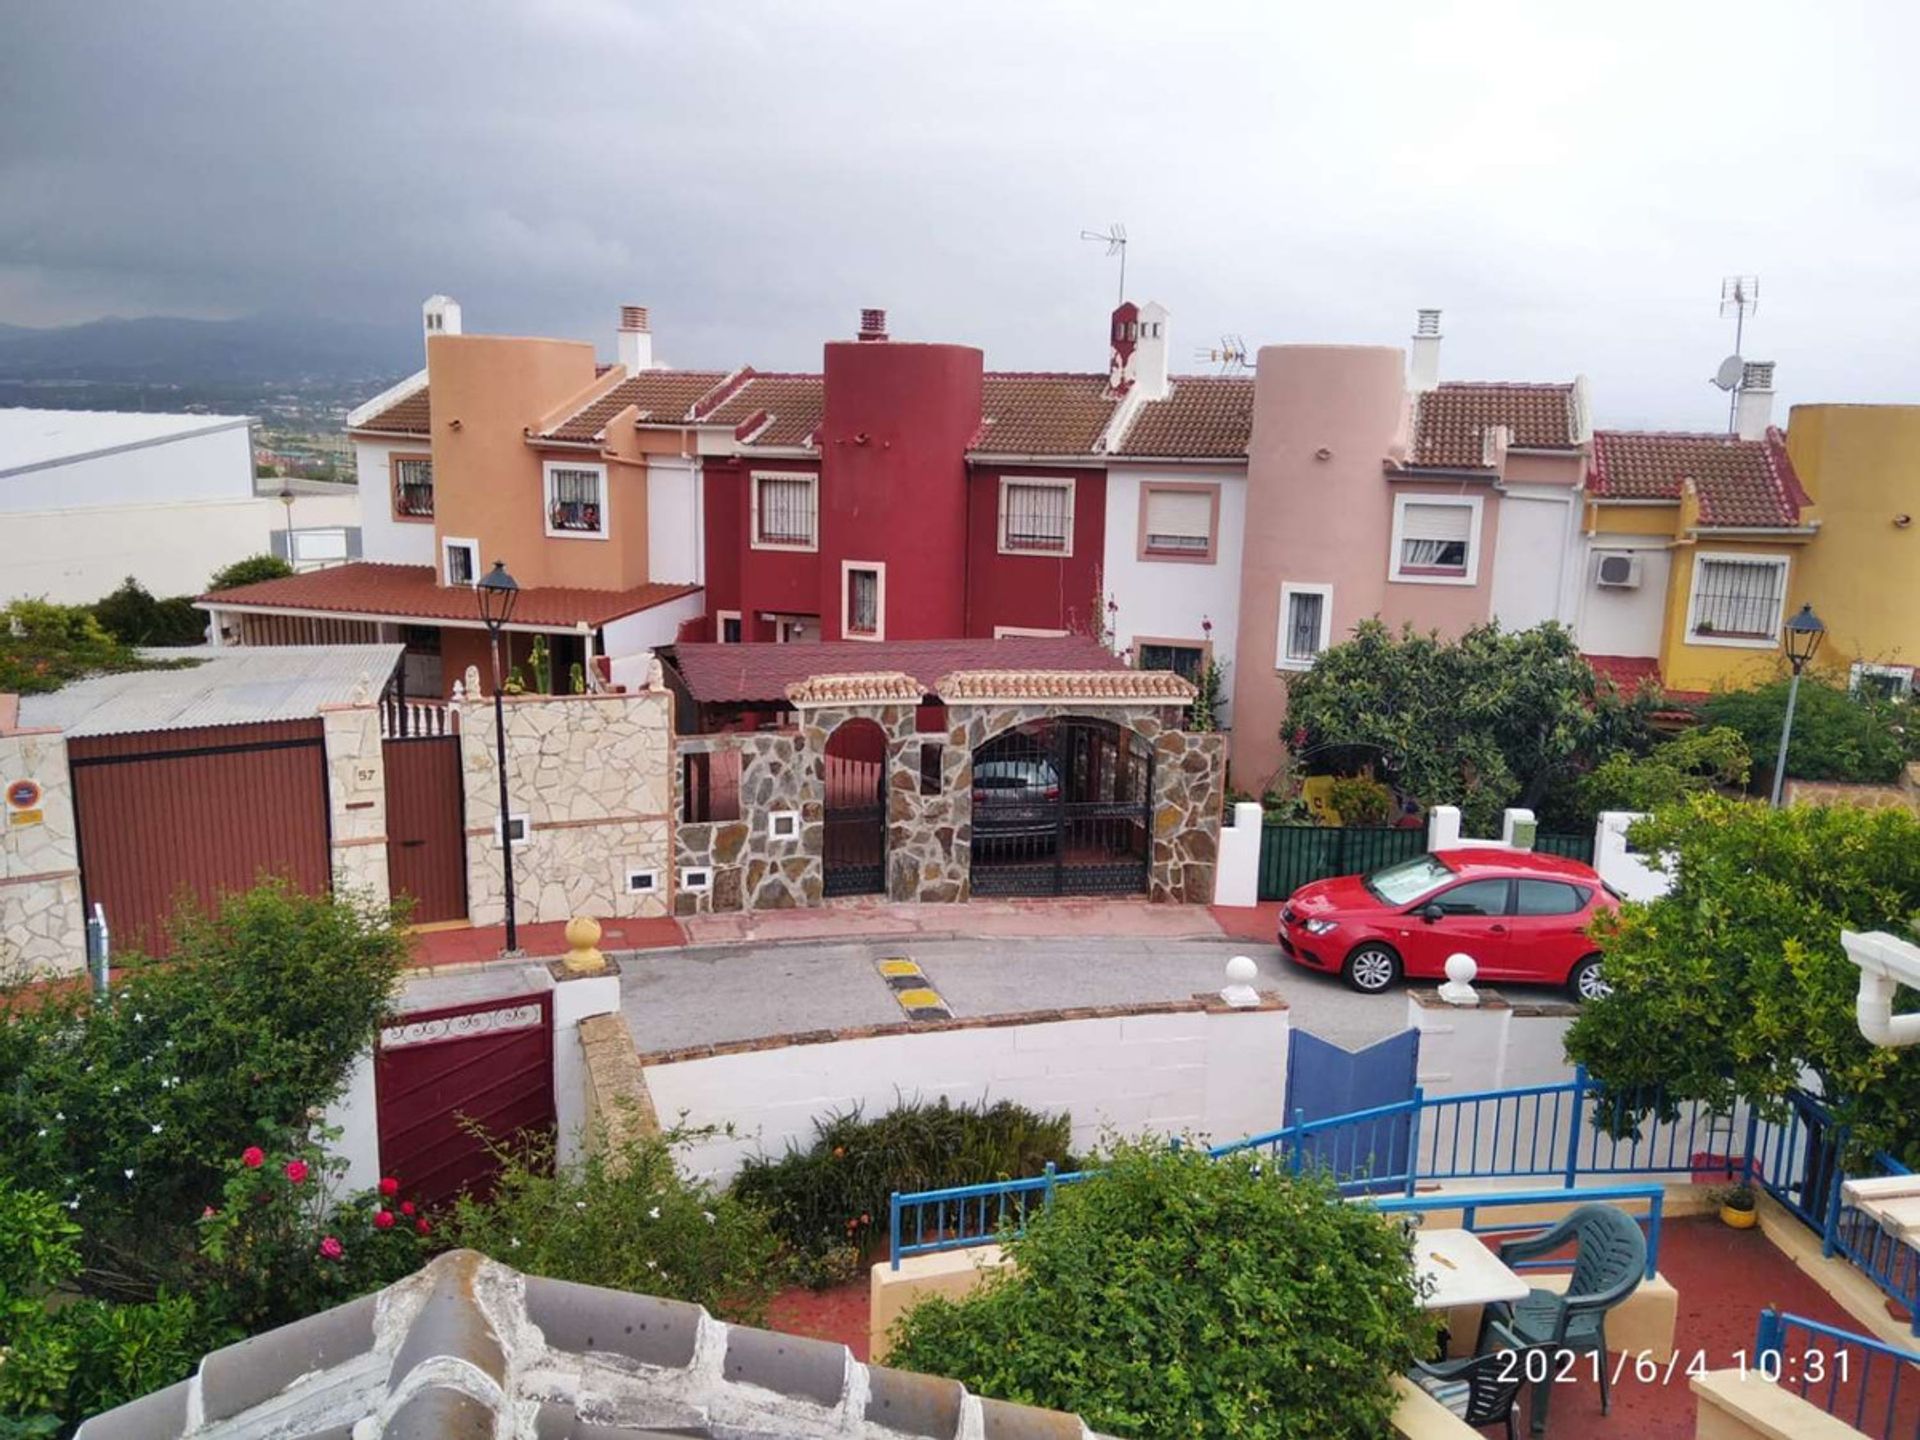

left=319, top=703, right=389, bottom=906
left=461, top=683, right=674, bottom=926
left=672, top=731, right=817, bottom=915
left=0, top=719, right=85, bottom=976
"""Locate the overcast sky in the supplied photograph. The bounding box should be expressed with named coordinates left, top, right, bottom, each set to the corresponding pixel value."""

left=3, top=1, right=1916, bottom=427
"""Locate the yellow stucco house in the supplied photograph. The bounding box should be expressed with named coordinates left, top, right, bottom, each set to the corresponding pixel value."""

left=1783, top=403, right=1920, bottom=700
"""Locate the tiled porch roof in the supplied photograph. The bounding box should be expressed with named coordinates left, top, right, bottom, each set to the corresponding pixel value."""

left=670, top=634, right=1125, bottom=704
left=197, top=562, right=699, bottom=628
left=936, top=668, right=1197, bottom=703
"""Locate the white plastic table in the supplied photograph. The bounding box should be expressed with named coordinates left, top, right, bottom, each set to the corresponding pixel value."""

left=1415, top=1228, right=1533, bottom=1311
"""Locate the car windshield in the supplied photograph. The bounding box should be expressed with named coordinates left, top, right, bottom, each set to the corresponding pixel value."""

left=1365, top=854, right=1454, bottom=906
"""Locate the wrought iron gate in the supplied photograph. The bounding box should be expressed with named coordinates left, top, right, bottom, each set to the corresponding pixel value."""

left=823, top=725, right=887, bottom=897
left=969, top=718, right=1153, bottom=897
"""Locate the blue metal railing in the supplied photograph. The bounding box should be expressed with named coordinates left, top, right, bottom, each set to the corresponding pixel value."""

left=1754, top=1309, right=1920, bottom=1438
left=889, top=1163, right=1087, bottom=1265
left=1373, top=1183, right=1665, bottom=1281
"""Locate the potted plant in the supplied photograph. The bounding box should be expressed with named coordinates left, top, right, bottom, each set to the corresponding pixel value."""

left=1710, top=1182, right=1758, bottom=1229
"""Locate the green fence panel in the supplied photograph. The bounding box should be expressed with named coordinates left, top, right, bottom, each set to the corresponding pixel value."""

left=1257, top=824, right=1427, bottom=901
left=1534, top=830, right=1597, bottom=866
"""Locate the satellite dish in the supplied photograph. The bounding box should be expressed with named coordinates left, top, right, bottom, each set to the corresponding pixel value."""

left=1712, top=355, right=1745, bottom=391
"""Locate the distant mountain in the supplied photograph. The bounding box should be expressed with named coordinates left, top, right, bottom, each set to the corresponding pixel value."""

left=0, top=314, right=419, bottom=385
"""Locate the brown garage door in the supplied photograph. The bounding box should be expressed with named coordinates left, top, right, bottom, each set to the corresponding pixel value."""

left=69, top=720, right=331, bottom=956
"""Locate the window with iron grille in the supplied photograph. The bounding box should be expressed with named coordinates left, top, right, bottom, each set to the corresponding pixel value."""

left=1690, top=556, right=1787, bottom=640
left=546, top=464, right=606, bottom=535
left=1000, top=479, right=1074, bottom=555
left=1279, top=585, right=1330, bottom=668
left=753, top=473, right=818, bottom=549
left=1137, top=642, right=1205, bottom=682
left=1142, top=486, right=1215, bottom=559
left=393, top=456, right=434, bottom=518
left=846, top=566, right=881, bottom=637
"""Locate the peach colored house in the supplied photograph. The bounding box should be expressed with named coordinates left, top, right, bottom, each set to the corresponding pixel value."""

left=1229, top=312, right=1589, bottom=787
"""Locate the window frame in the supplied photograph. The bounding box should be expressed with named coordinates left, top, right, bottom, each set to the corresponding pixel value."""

left=1276, top=581, right=1334, bottom=672
left=1514, top=878, right=1589, bottom=916
left=840, top=560, right=886, bottom=642
left=442, top=536, right=480, bottom=588
left=1388, top=494, right=1484, bottom=587
left=1684, top=551, right=1791, bottom=649
left=389, top=452, right=435, bottom=523
left=1133, top=635, right=1210, bottom=683
left=997, top=475, right=1077, bottom=558
left=715, top=609, right=743, bottom=645
left=1429, top=877, right=1513, bottom=917
left=1137, top=481, right=1221, bottom=564
left=625, top=868, right=660, bottom=895
left=993, top=625, right=1069, bottom=639
left=750, top=470, right=820, bottom=552
left=543, top=460, right=610, bottom=541
left=496, top=812, right=531, bottom=848
left=1850, top=662, right=1914, bottom=700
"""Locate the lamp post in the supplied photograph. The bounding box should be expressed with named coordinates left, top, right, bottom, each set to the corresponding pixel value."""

left=1769, top=602, right=1826, bottom=808
left=477, top=561, right=522, bottom=953
left=277, top=484, right=296, bottom=565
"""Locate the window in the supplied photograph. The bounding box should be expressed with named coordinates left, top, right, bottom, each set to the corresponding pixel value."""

left=752, top=472, right=818, bottom=550
left=1433, top=879, right=1511, bottom=916
left=391, top=455, right=434, bottom=519
left=442, top=537, right=479, bottom=587
left=1515, top=879, right=1589, bottom=916
left=681, top=750, right=742, bottom=823
left=545, top=462, right=608, bottom=538
left=1277, top=583, right=1333, bottom=671
left=1686, top=553, right=1788, bottom=645
left=767, top=810, right=800, bottom=841
left=993, top=625, right=1069, bottom=638
left=1136, top=639, right=1206, bottom=683
left=716, top=610, right=742, bottom=645
left=1851, top=663, right=1914, bottom=701
left=842, top=562, right=884, bottom=641
left=773, top=615, right=815, bottom=644
left=999, top=477, right=1075, bottom=556
left=1390, top=496, right=1482, bottom=584
left=626, top=868, right=659, bottom=895
left=496, top=813, right=530, bottom=847
left=1139, top=484, right=1218, bottom=561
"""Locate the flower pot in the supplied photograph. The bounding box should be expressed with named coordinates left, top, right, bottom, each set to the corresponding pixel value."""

left=1720, top=1202, right=1758, bottom=1230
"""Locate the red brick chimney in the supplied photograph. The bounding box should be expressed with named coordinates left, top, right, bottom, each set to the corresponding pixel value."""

left=858, top=308, right=888, bottom=342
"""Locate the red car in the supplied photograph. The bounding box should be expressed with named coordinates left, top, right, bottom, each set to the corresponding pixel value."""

left=1278, top=848, right=1618, bottom=999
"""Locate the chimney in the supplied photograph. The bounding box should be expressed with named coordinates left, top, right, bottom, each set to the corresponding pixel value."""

left=1106, top=300, right=1169, bottom=399
left=618, top=305, right=653, bottom=372
left=858, top=308, right=889, bottom=342
left=1409, top=308, right=1442, bottom=393
left=1735, top=361, right=1775, bottom=440
left=422, top=294, right=462, bottom=350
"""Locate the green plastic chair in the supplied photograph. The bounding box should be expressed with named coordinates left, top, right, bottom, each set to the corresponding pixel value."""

left=1477, top=1203, right=1647, bottom=1435
left=1414, top=1319, right=1529, bottom=1439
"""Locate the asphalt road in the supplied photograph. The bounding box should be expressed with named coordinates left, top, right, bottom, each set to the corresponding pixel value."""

left=617, top=933, right=1415, bottom=1056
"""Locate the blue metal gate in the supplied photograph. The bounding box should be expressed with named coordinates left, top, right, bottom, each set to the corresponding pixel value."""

left=1282, top=1028, right=1421, bottom=1191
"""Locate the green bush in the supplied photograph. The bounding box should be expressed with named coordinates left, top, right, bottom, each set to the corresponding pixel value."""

left=0, top=600, right=147, bottom=695
left=1574, top=725, right=1751, bottom=817
left=90, top=578, right=208, bottom=647
left=1325, top=775, right=1392, bottom=826
left=0, top=881, right=410, bottom=1299
left=440, top=1128, right=784, bottom=1325
left=887, top=1141, right=1436, bottom=1439
left=730, top=1098, right=1073, bottom=1285
left=206, top=554, right=293, bottom=591
left=1700, top=674, right=1909, bottom=785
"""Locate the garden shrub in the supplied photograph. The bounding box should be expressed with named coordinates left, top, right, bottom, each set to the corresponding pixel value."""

left=887, top=1141, right=1436, bottom=1439
left=89, top=579, right=208, bottom=648
left=0, top=880, right=409, bottom=1299
left=206, top=554, right=293, bottom=591
left=730, top=1098, right=1073, bottom=1284
left=0, top=600, right=151, bottom=696
left=1325, top=775, right=1392, bottom=826
left=1700, top=674, right=1910, bottom=785
left=1573, top=724, right=1750, bottom=818
left=440, top=1128, right=784, bottom=1325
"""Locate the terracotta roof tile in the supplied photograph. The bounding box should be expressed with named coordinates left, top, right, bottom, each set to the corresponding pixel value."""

left=670, top=634, right=1123, bottom=704
left=975, top=374, right=1118, bottom=455
left=352, top=385, right=431, bottom=436
left=1589, top=428, right=1806, bottom=528
left=936, top=668, right=1196, bottom=703
left=1412, top=382, right=1578, bottom=468
left=784, top=672, right=926, bottom=707
left=198, top=562, right=699, bottom=628
left=541, top=370, right=730, bottom=442
left=1116, top=376, right=1254, bottom=458
left=702, top=375, right=825, bottom=448
left=1584, top=653, right=1663, bottom=692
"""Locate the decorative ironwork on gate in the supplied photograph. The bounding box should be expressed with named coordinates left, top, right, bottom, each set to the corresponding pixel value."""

left=823, top=722, right=887, bottom=897
left=969, top=717, right=1153, bottom=897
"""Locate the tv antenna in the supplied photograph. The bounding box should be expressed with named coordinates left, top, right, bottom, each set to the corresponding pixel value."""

left=1080, top=222, right=1128, bottom=305
left=1194, top=336, right=1251, bottom=374
left=1713, top=275, right=1759, bottom=434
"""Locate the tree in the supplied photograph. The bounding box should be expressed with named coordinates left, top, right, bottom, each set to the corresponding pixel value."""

left=1564, top=795, right=1920, bottom=1161
left=1699, top=674, right=1911, bottom=787
left=90, top=578, right=208, bottom=648
left=886, top=1141, right=1435, bottom=1440
left=0, top=600, right=149, bottom=696
left=1283, top=620, right=1651, bottom=832
left=206, top=554, right=293, bottom=592
left=1575, top=725, right=1750, bottom=818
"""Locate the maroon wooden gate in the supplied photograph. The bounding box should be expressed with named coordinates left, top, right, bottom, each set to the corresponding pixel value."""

left=68, top=720, right=331, bottom=956
left=382, top=733, right=467, bottom=924
left=374, top=992, right=554, bottom=1208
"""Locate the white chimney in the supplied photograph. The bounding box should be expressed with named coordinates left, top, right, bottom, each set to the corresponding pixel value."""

left=617, top=305, right=653, bottom=372
left=1409, top=309, right=1442, bottom=393
left=1131, top=301, right=1171, bottom=400
left=422, top=295, right=462, bottom=350
left=1735, top=361, right=1776, bottom=440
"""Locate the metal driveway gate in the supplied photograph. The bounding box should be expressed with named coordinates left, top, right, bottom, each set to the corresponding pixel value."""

left=823, top=721, right=887, bottom=897
left=375, top=992, right=554, bottom=1208
left=381, top=703, right=466, bottom=924
left=67, top=719, right=331, bottom=956
left=970, top=718, right=1152, bottom=897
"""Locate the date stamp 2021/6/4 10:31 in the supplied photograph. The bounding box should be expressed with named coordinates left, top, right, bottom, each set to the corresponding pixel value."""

left=1494, top=1345, right=1853, bottom=1388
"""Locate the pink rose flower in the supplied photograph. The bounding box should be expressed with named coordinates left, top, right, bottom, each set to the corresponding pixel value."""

left=415, top=1218, right=432, bottom=1236
left=373, top=1210, right=395, bottom=1230
left=284, top=1159, right=309, bottom=1184
left=378, top=1177, right=400, bottom=1198
left=241, top=1146, right=265, bottom=1169
left=318, top=1235, right=343, bottom=1261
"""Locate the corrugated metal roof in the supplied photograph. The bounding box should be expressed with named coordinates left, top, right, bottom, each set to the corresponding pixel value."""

left=18, top=645, right=403, bottom=737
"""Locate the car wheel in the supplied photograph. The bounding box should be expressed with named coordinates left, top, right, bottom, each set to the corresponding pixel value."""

left=1343, top=943, right=1401, bottom=995
left=1569, top=954, right=1611, bottom=1002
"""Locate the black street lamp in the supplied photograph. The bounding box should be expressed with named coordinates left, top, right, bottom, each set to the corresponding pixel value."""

left=1770, top=602, right=1827, bottom=808
left=477, top=561, right=521, bottom=952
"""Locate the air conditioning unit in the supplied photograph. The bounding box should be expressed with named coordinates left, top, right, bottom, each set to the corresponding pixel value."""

left=1595, top=552, right=1642, bottom=589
